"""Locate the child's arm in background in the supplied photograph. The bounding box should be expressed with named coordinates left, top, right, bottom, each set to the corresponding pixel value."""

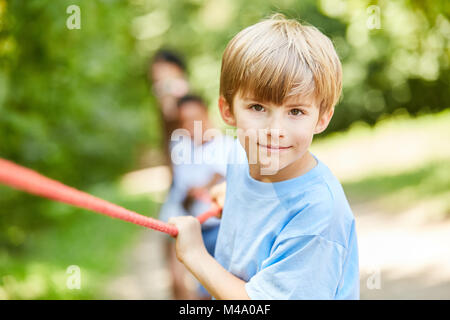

left=204, top=173, right=225, bottom=190
left=185, top=173, right=224, bottom=205
left=168, top=215, right=250, bottom=300
left=209, top=181, right=226, bottom=218
left=209, top=181, right=226, bottom=206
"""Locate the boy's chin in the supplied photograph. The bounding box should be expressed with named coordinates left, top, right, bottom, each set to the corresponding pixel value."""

left=245, top=151, right=292, bottom=175
left=257, top=159, right=287, bottom=176
left=258, top=167, right=280, bottom=176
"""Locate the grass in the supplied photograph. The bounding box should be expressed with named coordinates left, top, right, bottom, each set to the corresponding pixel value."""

left=0, top=181, right=159, bottom=299
left=343, top=160, right=450, bottom=217
left=312, top=109, right=450, bottom=182
left=312, top=109, right=450, bottom=219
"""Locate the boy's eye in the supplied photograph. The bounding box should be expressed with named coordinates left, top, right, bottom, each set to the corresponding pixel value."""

left=250, top=104, right=265, bottom=112
left=289, top=108, right=303, bottom=116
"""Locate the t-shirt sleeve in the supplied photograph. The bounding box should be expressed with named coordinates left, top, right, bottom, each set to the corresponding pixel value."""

left=245, top=234, right=346, bottom=300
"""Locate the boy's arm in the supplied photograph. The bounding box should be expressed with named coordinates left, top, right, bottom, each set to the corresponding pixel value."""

left=168, top=216, right=250, bottom=300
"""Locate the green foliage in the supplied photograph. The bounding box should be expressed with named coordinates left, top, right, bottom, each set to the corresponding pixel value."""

left=128, top=0, right=449, bottom=130
left=0, top=182, right=157, bottom=299
left=0, top=1, right=160, bottom=248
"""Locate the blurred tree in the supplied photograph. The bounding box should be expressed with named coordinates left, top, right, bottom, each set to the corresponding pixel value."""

left=0, top=0, right=158, bottom=249
left=131, top=0, right=449, bottom=131
left=318, top=0, right=449, bottom=131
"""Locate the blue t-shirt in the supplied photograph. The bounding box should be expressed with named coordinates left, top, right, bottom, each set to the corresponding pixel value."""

left=214, top=138, right=360, bottom=299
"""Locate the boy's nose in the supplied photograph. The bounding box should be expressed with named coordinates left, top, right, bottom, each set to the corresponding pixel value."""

left=268, top=113, right=286, bottom=134
left=266, top=128, right=285, bottom=138
left=265, top=116, right=286, bottom=138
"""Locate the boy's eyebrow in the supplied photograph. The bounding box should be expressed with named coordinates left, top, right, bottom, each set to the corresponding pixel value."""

left=242, top=97, right=312, bottom=108
left=285, top=102, right=312, bottom=108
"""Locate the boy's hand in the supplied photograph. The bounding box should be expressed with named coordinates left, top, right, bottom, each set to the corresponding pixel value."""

left=168, top=216, right=207, bottom=265
left=210, top=181, right=226, bottom=218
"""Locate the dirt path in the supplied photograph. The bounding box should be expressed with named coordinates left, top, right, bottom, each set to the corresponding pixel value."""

left=354, top=200, right=450, bottom=299
left=103, top=231, right=173, bottom=299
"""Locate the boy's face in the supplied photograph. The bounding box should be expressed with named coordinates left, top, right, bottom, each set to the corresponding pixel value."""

left=219, top=91, right=333, bottom=178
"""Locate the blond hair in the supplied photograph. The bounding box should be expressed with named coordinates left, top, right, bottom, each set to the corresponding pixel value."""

left=220, top=14, right=342, bottom=116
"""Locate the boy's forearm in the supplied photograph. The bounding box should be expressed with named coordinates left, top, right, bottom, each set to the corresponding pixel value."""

left=183, top=249, right=251, bottom=300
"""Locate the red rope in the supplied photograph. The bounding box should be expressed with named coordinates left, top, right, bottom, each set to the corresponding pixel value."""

left=0, top=158, right=221, bottom=237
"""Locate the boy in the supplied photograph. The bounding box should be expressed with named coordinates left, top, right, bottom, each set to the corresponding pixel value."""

left=169, top=14, right=359, bottom=299
left=159, top=94, right=234, bottom=299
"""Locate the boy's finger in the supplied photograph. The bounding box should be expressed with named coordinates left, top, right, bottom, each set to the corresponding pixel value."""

left=168, top=217, right=180, bottom=226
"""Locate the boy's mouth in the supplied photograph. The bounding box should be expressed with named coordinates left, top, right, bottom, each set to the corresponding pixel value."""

left=257, top=143, right=292, bottom=152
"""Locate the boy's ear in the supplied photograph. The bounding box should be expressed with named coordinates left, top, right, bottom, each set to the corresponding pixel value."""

left=218, top=96, right=236, bottom=127
left=314, top=107, right=334, bottom=135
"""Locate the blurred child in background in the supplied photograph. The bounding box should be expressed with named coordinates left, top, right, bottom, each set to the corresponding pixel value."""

left=148, top=49, right=190, bottom=172
left=158, top=94, right=234, bottom=299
